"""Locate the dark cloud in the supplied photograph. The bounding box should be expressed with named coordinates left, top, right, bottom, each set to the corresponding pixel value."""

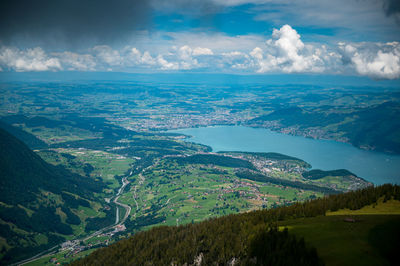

left=0, top=0, right=151, bottom=48
left=383, top=0, right=400, bottom=23
left=151, top=0, right=222, bottom=31
left=151, top=0, right=221, bottom=15
left=384, top=0, right=400, bottom=15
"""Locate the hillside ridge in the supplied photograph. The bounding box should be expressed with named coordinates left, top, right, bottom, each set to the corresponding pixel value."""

left=72, top=184, right=399, bottom=266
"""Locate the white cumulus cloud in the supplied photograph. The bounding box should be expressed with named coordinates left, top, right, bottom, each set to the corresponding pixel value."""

left=125, top=47, right=157, bottom=66
left=221, top=51, right=252, bottom=70
left=0, top=26, right=399, bottom=80
left=0, top=47, right=62, bottom=72
left=192, top=47, right=214, bottom=56
left=92, top=45, right=123, bottom=67
left=153, top=45, right=214, bottom=70
left=157, top=55, right=180, bottom=70
left=339, top=42, right=400, bottom=79
left=250, top=25, right=327, bottom=73
left=55, top=51, right=96, bottom=71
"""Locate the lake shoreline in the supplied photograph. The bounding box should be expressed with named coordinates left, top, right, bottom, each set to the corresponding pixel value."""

left=161, top=123, right=399, bottom=156
left=168, top=125, right=400, bottom=185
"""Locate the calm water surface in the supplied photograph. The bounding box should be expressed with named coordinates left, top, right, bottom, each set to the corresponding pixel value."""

left=169, top=126, right=400, bottom=184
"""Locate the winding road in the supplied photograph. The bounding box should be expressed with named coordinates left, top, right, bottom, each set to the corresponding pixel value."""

left=15, top=169, right=134, bottom=266
left=113, top=177, right=132, bottom=225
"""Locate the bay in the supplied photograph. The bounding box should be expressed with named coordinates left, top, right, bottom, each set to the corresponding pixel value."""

left=169, top=125, right=400, bottom=185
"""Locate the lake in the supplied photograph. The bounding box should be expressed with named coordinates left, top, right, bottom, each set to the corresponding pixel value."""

left=169, top=126, right=400, bottom=185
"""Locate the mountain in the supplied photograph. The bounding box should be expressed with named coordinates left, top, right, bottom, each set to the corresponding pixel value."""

left=0, top=119, right=47, bottom=149
left=0, top=128, right=105, bottom=264
left=249, top=102, right=400, bottom=154
left=72, top=184, right=400, bottom=266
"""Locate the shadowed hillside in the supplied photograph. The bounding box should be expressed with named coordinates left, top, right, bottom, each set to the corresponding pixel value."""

left=0, top=128, right=105, bottom=264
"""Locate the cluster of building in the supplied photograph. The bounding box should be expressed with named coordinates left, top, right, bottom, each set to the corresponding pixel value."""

left=124, top=111, right=247, bottom=131
left=55, top=224, right=127, bottom=262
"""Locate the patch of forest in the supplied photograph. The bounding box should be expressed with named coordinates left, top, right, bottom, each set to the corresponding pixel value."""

left=302, top=169, right=357, bottom=180
left=72, top=184, right=400, bottom=265
left=172, top=154, right=256, bottom=170
left=219, top=151, right=310, bottom=167
left=236, top=170, right=339, bottom=194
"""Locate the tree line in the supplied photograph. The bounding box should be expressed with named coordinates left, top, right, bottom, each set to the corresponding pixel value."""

left=73, top=184, right=399, bottom=265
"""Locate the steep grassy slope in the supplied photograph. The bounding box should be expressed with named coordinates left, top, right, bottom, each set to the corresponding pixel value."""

left=281, top=213, right=400, bottom=265
left=72, top=185, right=400, bottom=266
left=0, top=128, right=103, bottom=205
left=0, top=128, right=105, bottom=264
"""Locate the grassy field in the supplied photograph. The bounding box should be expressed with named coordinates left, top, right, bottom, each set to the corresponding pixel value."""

left=38, top=148, right=135, bottom=190
left=23, top=125, right=100, bottom=144
left=2, top=82, right=390, bottom=265
left=280, top=200, right=400, bottom=266
left=16, top=141, right=369, bottom=265
left=118, top=159, right=324, bottom=232
left=326, top=198, right=400, bottom=215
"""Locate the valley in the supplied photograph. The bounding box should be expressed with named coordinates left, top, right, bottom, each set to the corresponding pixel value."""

left=1, top=80, right=400, bottom=154
left=1, top=0, right=399, bottom=264
left=71, top=185, right=400, bottom=266
left=0, top=80, right=397, bottom=265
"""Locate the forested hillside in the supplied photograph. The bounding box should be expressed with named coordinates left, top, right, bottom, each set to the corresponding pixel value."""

left=0, top=120, right=47, bottom=149
left=73, top=184, right=400, bottom=266
left=249, top=102, right=400, bottom=153
left=0, top=128, right=105, bottom=264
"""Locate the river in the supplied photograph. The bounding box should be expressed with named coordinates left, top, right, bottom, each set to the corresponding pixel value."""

left=169, top=126, right=400, bottom=185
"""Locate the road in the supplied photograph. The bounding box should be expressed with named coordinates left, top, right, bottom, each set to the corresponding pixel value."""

left=10, top=246, right=59, bottom=266
left=113, top=177, right=132, bottom=225
left=16, top=157, right=171, bottom=265
left=15, top=169, right=133, bottom=266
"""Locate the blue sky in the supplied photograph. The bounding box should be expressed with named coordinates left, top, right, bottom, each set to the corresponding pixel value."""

left=0, top=0, right=400, bottom=80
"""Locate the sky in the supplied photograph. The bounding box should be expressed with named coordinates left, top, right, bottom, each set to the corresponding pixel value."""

left=0, top=0, right=400, bottom=80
